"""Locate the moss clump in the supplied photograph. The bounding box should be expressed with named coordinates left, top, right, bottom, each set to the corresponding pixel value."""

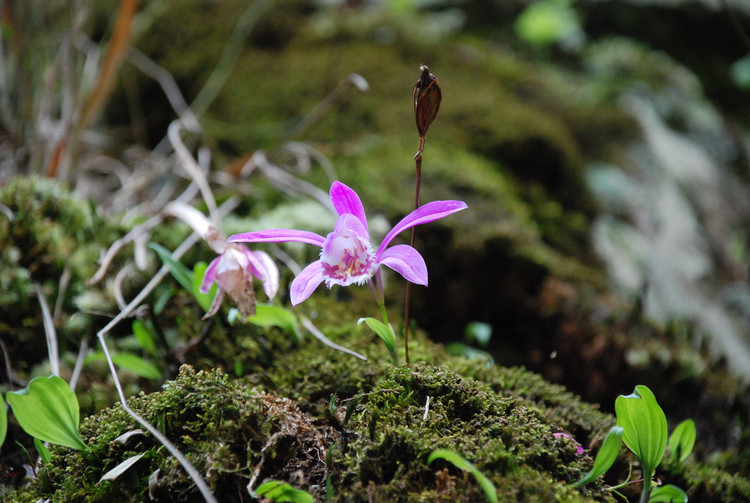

left=326, top=364, right=609, bottom=502
left=0, top=176, right=122, bottom=376
left=16, top=365, right=335, bottom=502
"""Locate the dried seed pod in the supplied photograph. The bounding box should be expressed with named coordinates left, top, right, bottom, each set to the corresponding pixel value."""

left=413, top=64, right=442, bottom=156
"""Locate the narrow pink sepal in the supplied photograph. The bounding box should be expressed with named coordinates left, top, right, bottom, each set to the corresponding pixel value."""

left=377, top=200, right=467, bottom=256
left=228, top=229, right=326, bottom=247
left=199, top=256, right=220, bottom=294
left=290, top=261, right=325, bottom=306
left=378, top=244, right=428, bottom=285
left=329, top=181, right=368, bottom=233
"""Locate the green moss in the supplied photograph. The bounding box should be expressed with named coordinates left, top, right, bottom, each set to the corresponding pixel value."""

left=0, top=176, right=122, bottom=377
left=12, top=366, right=334, bottom=502
left=7, top=317, right=749, bottom=502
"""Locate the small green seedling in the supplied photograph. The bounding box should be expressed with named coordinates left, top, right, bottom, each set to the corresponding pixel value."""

left=575, top=385, right=690, bottom=503
left=616, top=384, right=668, bottom=496
left=667, top=419, right=696, bottom=465
left=6, top=375, right=88, bottom=451
left=254, top=480, right=314, bottom=503
left=428, top=449, right=497, bottom=503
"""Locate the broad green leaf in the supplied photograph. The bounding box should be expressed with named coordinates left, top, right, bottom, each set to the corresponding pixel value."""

left=34, top=437, right=51, bottom=464
left=255, top=480, right=314, bottom=503
left=358, top=317, right=398, bottom=364
left=668, top=419, right=696, bottom=464
left=0, top=397, right=6, bottom=449
left=615, top=385, right=667, bottom=481
left=192, top=261, right=215, bottom=312
left=132, top=320, right=158, bottom=357
left=573, top=426, right=624, bottom=486
left=649, top=484, right=688, bottom=503
left=149, top=242, right=193, bottom=292
left=428, top=449, right=498, bottom=503
left=6, top=376, right=88, bottom=451
left=100, top=452, right=147, bottom=482
left=247, top=304, right=300, bottom=341
left=85, top=351, right=162, bottom=380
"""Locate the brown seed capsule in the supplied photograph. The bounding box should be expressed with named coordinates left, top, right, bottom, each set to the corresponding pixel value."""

left=413, top=64, right=442, bottom=154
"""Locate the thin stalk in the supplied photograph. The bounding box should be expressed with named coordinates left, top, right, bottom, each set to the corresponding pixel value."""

left=96, top=333, right=217, bottom=503
left=34, top=283, right=59, bottom=377
left=402, top=152, right=422, bottom=366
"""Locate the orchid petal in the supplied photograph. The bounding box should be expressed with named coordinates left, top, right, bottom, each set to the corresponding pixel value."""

left=199, top=257, right=220, bottom=294
left=376, top=200, right=467, bottom=257
left=244, top=249, right=280, bottom=299
left=290, top=261, right=325, bottom=306
left=330, top=181, right=368, bottom=233
left=378, top=244, right=428, bottom=285
left=229, top=229, right=325, bottom=247
left=202, top=289, right=225, bottom=320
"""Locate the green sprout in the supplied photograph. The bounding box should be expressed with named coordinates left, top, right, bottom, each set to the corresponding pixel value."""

left=575, top=385, right=691, bottom=503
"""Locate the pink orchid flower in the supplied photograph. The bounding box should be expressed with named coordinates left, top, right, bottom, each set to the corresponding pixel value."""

left=200, top=227, right=279, bottom=319
left=228, top=181, right=467, bottom=306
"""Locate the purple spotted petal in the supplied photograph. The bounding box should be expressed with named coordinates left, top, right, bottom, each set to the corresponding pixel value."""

left=229, top=229, right=326, bottom=247
left=329, top=181, right=368, bottom=233
left=199, top=256, right=220, bottom=294
left=377, top=200, right=468, bottom=256
left=378, top=244, right=428, bottom=285
left=290, top=261, right=325, bottom=306
left=244, top=249, right=279, bottom=299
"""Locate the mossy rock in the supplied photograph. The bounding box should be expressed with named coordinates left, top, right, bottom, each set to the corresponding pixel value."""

left=8, top=324, right=749, bottom=502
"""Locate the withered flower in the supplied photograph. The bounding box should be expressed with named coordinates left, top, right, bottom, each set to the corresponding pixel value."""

left=200, top=226, right=279, bottom=319
left=413, top=64, right=442, bottom=157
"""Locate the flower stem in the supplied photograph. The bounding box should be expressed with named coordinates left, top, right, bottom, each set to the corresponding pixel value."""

left=402, top=153, right=422, bottom=367
left=379, top=301, right=390, bottom=327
